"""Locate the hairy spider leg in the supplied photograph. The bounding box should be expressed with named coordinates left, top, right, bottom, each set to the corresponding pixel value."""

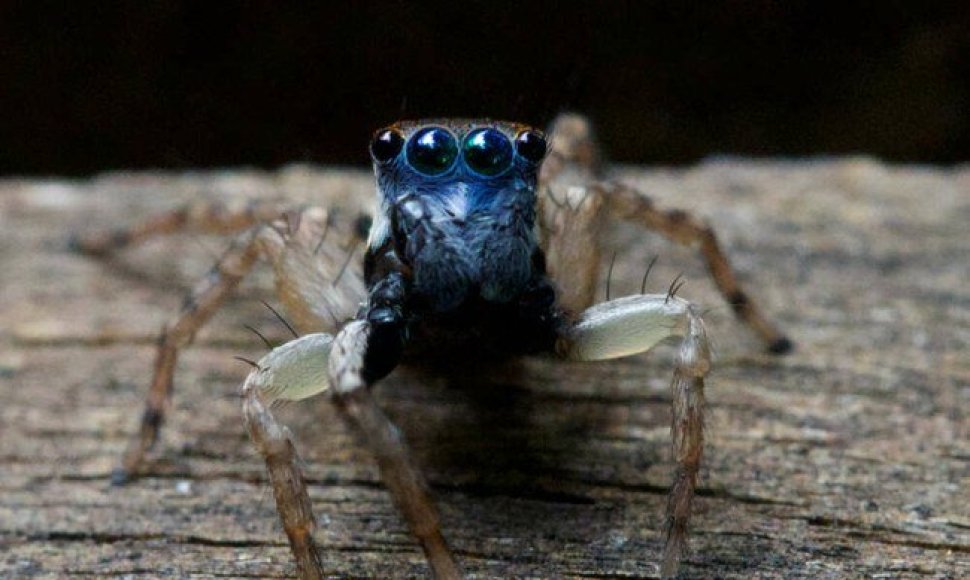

left=556, top=294, right=711, bottom=578
left=331, top=331, right=461, bottom=579
left=538, top=113, right=777, bottom=575
left=535, top=114, right=605, bottom=315
left=115, top=227, right=263, bottom=483
left=327, top=277, right=462, bottom=579
left=244, top=292, right=462, bottom=578
left=243, top=375, right=325, bottom=579
left=539, top=114, right=792, bottom=354
left=536, top=181, right=605, bottom=315
left=108, top=207, right=364, bottom=482
left=598, top=181, right=792, bottom=353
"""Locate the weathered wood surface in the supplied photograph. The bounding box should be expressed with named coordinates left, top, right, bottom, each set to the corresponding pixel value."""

left=1, top=160, right=967, bottom=578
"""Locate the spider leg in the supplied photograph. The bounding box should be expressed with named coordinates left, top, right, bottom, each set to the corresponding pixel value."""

left=246, top=265, right=459, bottom=578
left=596, top=181, right=792, bottom=353
left=556, top=294, right=711, bottom=578
left=242, top=333, right=336, bottom=580
left=536, top=182, right=605, bottom=315
left=536, top=113, right=606, bottom=315
left=329, top=321, right=460, bottom=580
left=539, top=113, right=791, bottom=353
left=115, top=207, right=364, bottom=483
left=338, top=389, right=460, bottom=578
left=115, top=226, right=264, bottom=483
left=69, top=199, right=285, bottom=255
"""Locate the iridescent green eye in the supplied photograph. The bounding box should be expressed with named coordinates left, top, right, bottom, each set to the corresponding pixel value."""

left=463, top=128, right=513, bottom=176
left=406, top=127, right=458, bottom=176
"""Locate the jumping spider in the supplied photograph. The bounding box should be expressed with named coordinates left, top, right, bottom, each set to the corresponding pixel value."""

left=74, top=114, right=791, bottom=578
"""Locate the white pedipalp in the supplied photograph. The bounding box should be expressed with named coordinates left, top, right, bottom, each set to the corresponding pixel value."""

left=242, top=332, right=335, bottom=403
left=561, top=294, right=692, bottom=361
left=366, top=199, right=392, bottom=252
left=327, top=320, right=370, bottom=395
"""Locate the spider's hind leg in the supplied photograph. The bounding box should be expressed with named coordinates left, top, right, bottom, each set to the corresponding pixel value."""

left=69, top=199, right=285, bottom=256
left=540, top=113, right=791, bottom=353
left=114, top=225, right=268, bottom=483
left=557, top=294, right=711, bottom=578
left=597, top=181, right=792, bottom=354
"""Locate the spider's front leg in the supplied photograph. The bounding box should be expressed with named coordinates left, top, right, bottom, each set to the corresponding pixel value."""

left=556, top=294, right=711, bottom=578
left=244, top=271, right=460, bottom=580
left=242, top=332, right=334, bottom=580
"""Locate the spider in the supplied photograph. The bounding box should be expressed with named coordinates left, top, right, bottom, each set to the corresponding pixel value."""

left=73, top=114, right=791, bottom=579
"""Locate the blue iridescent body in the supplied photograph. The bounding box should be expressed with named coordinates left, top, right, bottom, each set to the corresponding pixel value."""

left=362, top=120, right=560, bottom=364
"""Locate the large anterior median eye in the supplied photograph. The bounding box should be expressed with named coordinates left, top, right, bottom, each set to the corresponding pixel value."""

left=370, top=128, right=405, bottom=164
left=514, top=130, right=547, bottom=165
left=463, top=128, right=513, bottom=176
left=406, top=127, right=458, bottom=175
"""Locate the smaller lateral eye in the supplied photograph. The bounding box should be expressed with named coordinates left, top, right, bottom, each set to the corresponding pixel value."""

left=370, top=128, right=405, bottom=163
left=514, top=130, right=547, bottom=164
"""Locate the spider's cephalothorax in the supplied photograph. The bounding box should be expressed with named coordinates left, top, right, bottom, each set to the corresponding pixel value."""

left=362, top=120, right=560, bottom=364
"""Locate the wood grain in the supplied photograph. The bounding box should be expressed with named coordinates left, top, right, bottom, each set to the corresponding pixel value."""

left=1, top=160, right=967, bottom=578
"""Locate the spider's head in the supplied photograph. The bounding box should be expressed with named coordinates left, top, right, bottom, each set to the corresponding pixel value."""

left=365, top=120, right=549, bottom=312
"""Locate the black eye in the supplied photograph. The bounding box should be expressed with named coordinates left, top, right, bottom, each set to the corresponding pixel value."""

left=370, top=128, right=404, bottom=163
left=515, top=130, right=547, bottom=164
left=406, top=127, right=458, bottom=175
left=463, top=128, right=513, bottom=176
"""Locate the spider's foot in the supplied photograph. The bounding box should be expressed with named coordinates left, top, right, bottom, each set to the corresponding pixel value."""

left=111, top=409, right=162, bottom=486
left=767, top=336, right=794, bottom=355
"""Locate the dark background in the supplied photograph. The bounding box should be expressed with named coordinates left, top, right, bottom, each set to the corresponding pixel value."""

left=2, top=2, right=968, bottom=175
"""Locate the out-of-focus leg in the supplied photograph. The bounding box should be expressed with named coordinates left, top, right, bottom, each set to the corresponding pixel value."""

left=69, top=199, right=285, bottom=255
left=537, top=113, right=608, bottom=315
